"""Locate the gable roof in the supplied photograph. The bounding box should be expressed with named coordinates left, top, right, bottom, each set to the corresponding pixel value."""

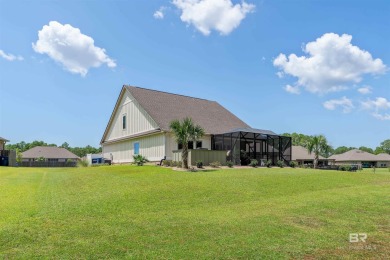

left=22, top=146, right=80, bottom=159
left=374, top=153, right=390, bottom=161
left=122, top=85, right=250, bottom=135
left=0, top=137, right=9, bottom=142
left=291, top=146, right=329, bottom=160
left=329, top=149, right=378, bottom=161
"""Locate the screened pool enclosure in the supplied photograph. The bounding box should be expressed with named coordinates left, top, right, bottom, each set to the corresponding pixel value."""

left=211, top=128, right=292, bottom=166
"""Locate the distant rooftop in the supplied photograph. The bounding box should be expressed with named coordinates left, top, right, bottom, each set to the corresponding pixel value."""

left=22, top=146, right=80, bottom=159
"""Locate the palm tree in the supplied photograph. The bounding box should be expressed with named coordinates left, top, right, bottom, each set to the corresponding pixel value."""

left=169, top=117, right=205, bottom=169
left=307, top=135, right=330, bottom=169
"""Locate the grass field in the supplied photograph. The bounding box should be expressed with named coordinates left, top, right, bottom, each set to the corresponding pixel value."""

left=0, top=166, right=389, bottom=259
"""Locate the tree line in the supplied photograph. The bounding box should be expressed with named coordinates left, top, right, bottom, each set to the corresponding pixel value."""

left=5, top=141, right=102, bottom=158
left=282, top=132, right=390, bottom=156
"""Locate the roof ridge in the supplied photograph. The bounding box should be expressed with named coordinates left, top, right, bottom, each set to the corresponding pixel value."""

left=125, top=85, right=216, bottom=102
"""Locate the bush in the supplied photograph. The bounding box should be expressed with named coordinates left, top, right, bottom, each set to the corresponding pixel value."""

left=133, top=154, right=149, bottom=166
left=195, top=160, right=203, bottom=168
left=265, top=160, right=272, bottom=168
left=339, top=165, right=351, bottom=171
left=175, top=161, right=182, bottom=168
left=249, top=159, right=258, bottom=168
left=77, top=159, right=89, bottom=167
left=276, top=160, right=285, bottom=168
left=289, top=161, right=297, bottom=168
left=209, top=161, right=221, bottom=168
left=226, top=160, right=234, bottom=168
left=162, top=160, right=172, bottom=167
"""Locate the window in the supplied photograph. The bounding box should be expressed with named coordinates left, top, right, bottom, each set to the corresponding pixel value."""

left=178, top=141, right=202, bottom=150
left=134, top=142, right=139, bottom=155
left=122, top=114, right=127, bottom=130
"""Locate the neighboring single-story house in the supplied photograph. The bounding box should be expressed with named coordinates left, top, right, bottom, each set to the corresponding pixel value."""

left=0, top=137, right=9, bottom=150
left=329, top=149, right=390, bottom=168
left=101, top=85, right=292, bottom=165
left=375, top=153, right=390, bottom=167
left=0, top=137, right=16, bottom=167
left=291, top=146, right=335, bottom=166
left=22, top=146, right=80, bottom=162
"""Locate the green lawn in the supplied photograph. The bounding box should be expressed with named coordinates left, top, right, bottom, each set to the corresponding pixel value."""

left=0, top=166, right=389, bottom=259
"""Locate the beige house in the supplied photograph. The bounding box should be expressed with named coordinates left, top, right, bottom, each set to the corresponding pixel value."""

left=291, top=146, right=334, bottom=166
left=101, top=85, right=262, bottom=164
left=0, top=137, right=16, bottom=167
left=22, top=146, right=80, bottom=162
left=329, top=149, right=390, bottom=168
left=0, top=137, right=9, bottom=150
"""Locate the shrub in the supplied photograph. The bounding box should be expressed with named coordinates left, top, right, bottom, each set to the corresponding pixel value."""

left=133, top=154, right=149, bottom=166
left=77, top=159, right=89, bottom=167
left=226, top=160, right=234, bottom=168
left=249, top=159, right=258, bottom=168
left=162, top=160, right=172, bottom=167
left=177, top=161, right=182, bottom=168
left=195, top=160, right=203, bottom=168
left=289, top=161, right=297, bottom=168
left=209, top=161, right=221, bottom=168
left=265, top=160, right=272, bottom=168
left=277, top=160, right=285, bottom=168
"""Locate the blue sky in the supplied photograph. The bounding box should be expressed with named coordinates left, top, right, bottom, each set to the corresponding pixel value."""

left=0, top=0, right=389, bottom=149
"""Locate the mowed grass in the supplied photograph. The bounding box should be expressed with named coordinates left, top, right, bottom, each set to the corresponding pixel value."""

left=0, top=166, right=389, bottom=259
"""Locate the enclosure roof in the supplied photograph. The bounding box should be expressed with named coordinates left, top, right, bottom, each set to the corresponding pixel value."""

left=0, top=137, right=9, bottom=142
left=22, top=146, right=80, bottom=159
left=223, top=127, right=277, bottom=136
left=375, top=153, right=390, bottom=160
left=125, top=85, right=250, bottom=134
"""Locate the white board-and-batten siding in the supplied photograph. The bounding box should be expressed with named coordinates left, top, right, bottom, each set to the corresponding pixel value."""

left=104, top=91, right=159, bottom=142
left=102, top=90, right=164, bottom=163
left=103, top=134, right=165, bottom=163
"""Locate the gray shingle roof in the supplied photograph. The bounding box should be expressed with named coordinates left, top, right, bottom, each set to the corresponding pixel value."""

left=375, top=153, right=390, bottom=161
left=291, top=146, right=328, bottom=160
left=0, top=137, right=9, bottom=142
left=329, top=149, right=379, bottom=161
left=22, top=146, right=80, bottom=159
left=125, top=86, right=250, bottom=134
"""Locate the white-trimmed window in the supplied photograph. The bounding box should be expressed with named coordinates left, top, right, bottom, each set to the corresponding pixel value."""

left=122, top=114, right=127, bottom=130
left=134, top=142, right=140, bottom=155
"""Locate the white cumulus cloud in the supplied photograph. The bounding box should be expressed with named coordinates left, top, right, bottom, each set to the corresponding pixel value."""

left=284, top=84, right=300, bottom=94
left=274, top=33, right=386, bottom=94
left=357, top=86, right=372, bottom=95
left=32, top=21, right=116, bottom=76
left=361, top=97, right=390, bottom=120
left=323, top=96, right=354, bottom=113
left=154, top=6, right=166, bottom=19
left=172, top=0, right=255, bottom=36
left=0, top=50, right=23, bottom=61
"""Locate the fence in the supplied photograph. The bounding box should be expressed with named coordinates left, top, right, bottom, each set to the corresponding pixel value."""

left=172, top=149, right=227, bottom=166
left=20, top=161, right=77, bottom=167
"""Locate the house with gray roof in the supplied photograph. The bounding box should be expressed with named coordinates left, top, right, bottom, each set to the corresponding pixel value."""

left=101, top=85, right=292, bottom=165
left=329, top=149, right=390, bottom=168
left=22, top=146, right=80, bottom=162
left=291, top=146, right=335, bottom=166
left=0, top=137, right=9, bottom=150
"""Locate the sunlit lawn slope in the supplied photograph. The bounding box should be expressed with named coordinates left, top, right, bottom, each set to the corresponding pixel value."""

left=0, top=166, right=389, bottom=258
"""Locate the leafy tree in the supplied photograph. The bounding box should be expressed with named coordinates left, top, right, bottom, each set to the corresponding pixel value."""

left=374, top=147, right=385, bottom=155
left=170, top=117, right=205, bottom=169
left=61, top=142, right=70, bottom=149
left=379, top=139, right=390, bottom=154
left=307, top=135, right=330, bottom=169
left=15, top=149, right=23, bottom=164
left=333, top=146, right=355, bottom=155
left=358, top=146, right=374, bottom=154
